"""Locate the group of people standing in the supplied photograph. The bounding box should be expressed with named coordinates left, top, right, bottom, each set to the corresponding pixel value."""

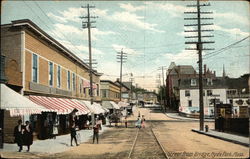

left=13, top=120, right=33, bottom=152
left=136, top=112, right=146, bottom=129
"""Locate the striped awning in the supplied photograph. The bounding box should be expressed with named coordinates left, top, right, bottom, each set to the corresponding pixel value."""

left=29, top=95, right=90, bottom=115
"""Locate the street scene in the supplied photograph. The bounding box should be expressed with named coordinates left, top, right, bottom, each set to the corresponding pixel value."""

left=0, top=0, right=249, bottom=159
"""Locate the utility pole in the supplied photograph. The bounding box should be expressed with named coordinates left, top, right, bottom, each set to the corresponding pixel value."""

left=185, top=0, right=214, bottom=131
left=129, top=73, right=134, bottom=103
left=81, top=4, right=97, bottom=128
left=117, top=49, right=127, bottom=101
left=158, top=66, right=166, bottom=112
left=81, top=4, right=98, bottom=105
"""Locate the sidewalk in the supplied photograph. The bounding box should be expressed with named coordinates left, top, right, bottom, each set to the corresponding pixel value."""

left=166, top=113, right=214, bottom=122
left=192, top=129, right=249, bottom=147
left=0, top=126, right=109, bottom=154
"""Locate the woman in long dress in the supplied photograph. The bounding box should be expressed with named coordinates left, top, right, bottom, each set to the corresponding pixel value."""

left=23, top=121, right=33, bottom=152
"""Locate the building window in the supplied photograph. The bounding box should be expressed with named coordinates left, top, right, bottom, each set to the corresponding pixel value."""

left=49, top=62, right=53, bottom=86
left=57, top=65, right=61, bottom=88
left=80, top=79, right=83, bottom=94
left=207, top=90, right=212, bottom=96
left=101, top=90, right=107, bottom=98
left=96, top=84, right=99, bottom=96
left=188, top=100, right=192, bottom=107
left=191, top=79, right=197, bottom=86
left=67, top=71, right=71, bottom=90
left=185, top=90, right=190, bottom=97
left=32, top=54, right=38, bottom=83
left=207, top=78, right=213, bottom=86
left=83, top=88, right=86, bottom=94
left=72, top=73, right=76, bottom=91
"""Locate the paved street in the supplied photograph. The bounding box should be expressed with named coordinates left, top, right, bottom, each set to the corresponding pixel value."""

left=1, top=107, right=248, bottom=159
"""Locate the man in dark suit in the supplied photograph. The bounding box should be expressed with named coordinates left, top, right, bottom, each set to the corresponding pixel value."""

left=13, top=119, right=24, bottom=152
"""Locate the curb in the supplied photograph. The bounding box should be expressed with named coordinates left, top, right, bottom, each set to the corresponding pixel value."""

left=165, top=113, right=214, bottom=122
left=191, top=129, right=249, bottom=147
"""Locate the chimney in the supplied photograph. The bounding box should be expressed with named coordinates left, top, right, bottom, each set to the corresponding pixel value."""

left=204, top=64, right=207, bottom=75
left=116, top=78, right=120, bottom=82
left=214, top=71, right=216, bottom=76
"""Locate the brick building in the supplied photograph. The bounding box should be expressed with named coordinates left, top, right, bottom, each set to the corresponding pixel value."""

left=166, top=62, right=216, bottom=110
left=1, top=19, right=102, bottom=142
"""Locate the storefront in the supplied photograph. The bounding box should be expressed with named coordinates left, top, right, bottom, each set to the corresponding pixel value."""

left=0, top=84, right=45, bottom=144
left=29, top=95, right=91, bottom=139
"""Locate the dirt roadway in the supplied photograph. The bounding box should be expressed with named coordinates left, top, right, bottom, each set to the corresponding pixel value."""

left=2, top=107, right=249, bottom=159
left=43, top=108, right=248, bottom=159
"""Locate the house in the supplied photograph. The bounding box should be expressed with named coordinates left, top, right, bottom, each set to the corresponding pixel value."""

left=179, top=77, right=227, bottom=118
left=166, top=62, right=216, bottom=110
left=1, top=19, right=102, bottom=142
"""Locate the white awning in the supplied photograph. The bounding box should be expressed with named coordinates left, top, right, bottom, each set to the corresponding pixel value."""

left=0, top=84, right=45, bottom=117
left=110, top=101, right=120, bottom=109
left=79, top=101, right=107, bottom=114
left=118, top=101, right=130, bottom=108
left=93, top=102, right=106, bottom=114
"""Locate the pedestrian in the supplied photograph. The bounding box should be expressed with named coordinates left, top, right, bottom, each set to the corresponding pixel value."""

left=124, top=116, right=128, bottom=128
left=218, top=114, right=224, bottom=132
left=93, top=119, right=100, bottom=144
left=135, top=117, right=141, bottom=129
left=52, top=121, right=58, bottom=139
left=23, top=121, right=33, bottom=152
left=141, top=115, right=146, bottom=128
left=13, top=119, right=24, bottom=152
left=70, top=122, right=79, bottom=146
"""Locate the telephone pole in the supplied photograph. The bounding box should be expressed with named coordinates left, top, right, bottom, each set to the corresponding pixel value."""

left=184, top=0, right=214, bottom=131
left=158, top=66, right=167, bottom=112
left=81, top=4, right=98, bottom=105
left=117, top=49, right=127, bottom=101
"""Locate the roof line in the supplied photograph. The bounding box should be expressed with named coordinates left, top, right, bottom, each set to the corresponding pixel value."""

left=6, top=19, right=102, bottom=76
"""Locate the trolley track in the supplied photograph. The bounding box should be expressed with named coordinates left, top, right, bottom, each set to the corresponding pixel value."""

left=128, top=122, right=169, bottom=159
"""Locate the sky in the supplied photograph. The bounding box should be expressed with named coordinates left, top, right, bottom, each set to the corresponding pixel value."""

left=2, top=0, right=249, bottom=91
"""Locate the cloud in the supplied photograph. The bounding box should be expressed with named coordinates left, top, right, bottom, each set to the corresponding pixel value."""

left=56, top=39, right=104, bottom=59
left=211, top=25, right=249, bottom=37
left=47, top=23, right=116, bottom=42
left=147, top=2, right=195, bottom=17
left=112, top=44, right=142, bottom=55
left=120, top=3, right=145, bottom=12
left=164, top=50, right=198, bottom=65
left=48, top=7, right=108, bottom=23
left=110, top=11, right=164, bottom=33
left=177, top=24, right=249, bottom=38
left=213, top=11, right=249, bottom=27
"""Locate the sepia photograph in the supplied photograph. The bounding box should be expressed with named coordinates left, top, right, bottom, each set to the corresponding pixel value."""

left=0, top=0, right=249, bottom=158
